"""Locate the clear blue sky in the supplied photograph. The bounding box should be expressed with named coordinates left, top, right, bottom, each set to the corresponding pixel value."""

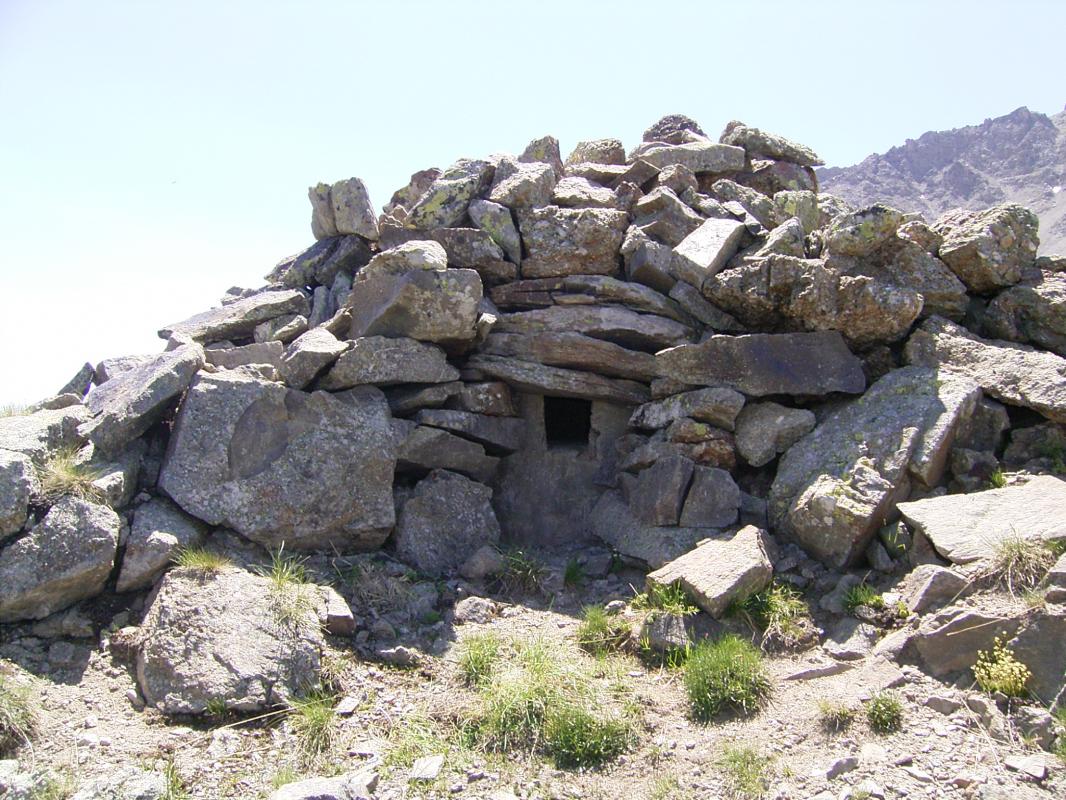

left=1, top=0, right=1064, bottom=403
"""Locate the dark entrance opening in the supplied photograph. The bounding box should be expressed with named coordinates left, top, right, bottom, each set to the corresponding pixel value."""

left=544, top=396, right=592, bottom=447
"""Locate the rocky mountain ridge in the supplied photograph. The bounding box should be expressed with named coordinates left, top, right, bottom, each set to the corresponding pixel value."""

left=820, top=105, right=1066, bottom=256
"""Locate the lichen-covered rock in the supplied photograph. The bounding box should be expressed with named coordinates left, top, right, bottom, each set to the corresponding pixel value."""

left=320, top=337, right=458, bottom=390
left=469, top=199, right=522, bottom=265
left=160, top=290, right=310, bottom=344
left=518, top=206, right=629, bottom=278
left=644, top=114, right=707, bottom=145
left=136, top=567, right=323, bottom=715
left=0, top=497, right=120, bottom=622
left=0, top=404, right=90, bottom=463
left=552, top=176, right=619, bottom=209
left=394, top=470, right=501, bottom=577
left=0, top=449, right=36, bottom=540
left=630, top=388, right=746, bottom=432
left=636, top=142, right=746, bottom=174
left=734, top=402, right=816, bottom=467
left=934, top=204, right=1040, bottom=293
left=117, top=498, right=207, bottom=592
left=905, top=315, right=1066, bottom=423
left=158, top=373, right=397, bottom=551
left=565, top=138, right=625, bottom=166
left=406, top=159, right=494, bottom=230
left=720, top=121, right=824, bottom=167
left=824, top=204, right=905, bottom=257
left=769, top=366, right=980, bottom=568
left=267, top=235, right=372, bottom=289
left=488, top=157, right=557, bottom=209
left=329, top=177, right=379, bottom=240
left=984, top=267, right=1066, bottom=356
left=671, top=217, right=748, bottom=289
left=395, top=423, right=499, bottom=483
left=280, top=328, right=349, bottom=389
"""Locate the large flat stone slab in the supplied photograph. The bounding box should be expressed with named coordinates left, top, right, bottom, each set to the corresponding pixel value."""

left=467, top=355, right=650, bottom=404
left=480, top=332, right=659, bottom=382
left=319, top=336, right=458, bottom=389
left=158, top=374, right=396, bottom=551
left=630, top=388, right=746, bottom=432
left=905, top=315, right=1066, bottom=423
left=413, top=409, right=524, bottom=455
left=159, top=289, right=309, bottom=343
left=495, top=305, right=692, bottom=353
left=657, top=331, right=865, bottom=397
left=671, top=217, right=748, bottom=289
left=897, top=475, right=1066, bottom=565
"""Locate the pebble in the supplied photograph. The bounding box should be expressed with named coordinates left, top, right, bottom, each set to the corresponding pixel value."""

left=1004, top=754, right=1047, bottom=781
left=824, top=756, right=859, bottom=779
left=901, top=766, right=933, bottom=783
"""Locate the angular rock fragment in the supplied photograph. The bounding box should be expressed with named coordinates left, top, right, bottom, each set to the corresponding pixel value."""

left=590, top=490, right=707, bottom=568
left=644, top=113, right=707, bottom=145
left=734, top=402, right=816, bottom=467
left=518, top=206, right=629, bottom=278
left=636, top=142, right=746, bottom=174
left=80, top=344, right=205, bottom=456
left=1006, top=609, right=1065, bottom=706
left=453, top=382, right=516, bottom=416
left=914, top=608, right=1020, bottom=676
left=279, top=328, right=349, bottom=389
left=678, top=466, right=740, bottom=528
left=58, top=362, right=94, bottom=397
left=565, top=138, right=625, bottom=166
left=159, top=374, right=397, bottom=550
left=0, top=404, right=90, bottom=463
left=646, top=526, right=773, bottom=617
left=824, top=205, right=904, bottom=257
left=117, top=497, right=207, bottom=592
left=0, top=449, right=36, bottom=539
left=320, top=337, right=457, bottom=389
left=466, top=355, right=650, bottom=404
left=520, top=134, right=565, bottom=177
left=903, top=564, right=971, bottom=613
left=394, top=470, right=501, bottom=577
left=330, top=177, right=379, bottom=240
left=897, top=476, right=1066, bottom=564
left=628, top=456, right=694, bottom=526
left=495, top=305, right=691, bottom=352
left=267, top=235, right=372, bottom=289
left=469, top=199, right=522, bottom=265
left=137, top=567, right=323, bottom=715
left=385, top=382, right=461, bottom=416
left=633, top=187, right=704, bottom=246
left=552, top=176, right=618, bottom=209
left=254, top=313, right=308, bottom=345
left=395, top=424, right=499, bottom=484
left=985, top=267, right=1066, bottom=356
left=488, top=157, right=557, bottom=209
left=657, top=331, right=865, bottom=397
left=0, top=497, right=120, bottom=622
left=406, top=159, right=494, bottom=230
left=481, top=332, right=658, bottom=382
left=159, top=289, right=310, bottom=343
left=934, top=204, right=1040, bottom=293
left=905, top=315, right=1066, bottom=423
left=206, top=341, right=284, bottom=371
left=413, top=409, right=524, bottom=455
left=720, top=121, right=824, bottom=167
left=671, top=218, right=748, bottom=288
left=630, top=388, right=745, bottom=432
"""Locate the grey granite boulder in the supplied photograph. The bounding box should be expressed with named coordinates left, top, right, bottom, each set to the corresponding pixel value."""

left=480, top=332, right=658, bottom=382
left=0, top=449, right=36, bottom=540
left=489, top=157, right=557, bottom=209
left=905, top=315, right=1066, bottom=423
left=589, top=490, right=707, bottom=568
left=393, top=470, right=501, bottom=577
left=636, top=141, right=746, bottom=173
left=117, top=498, right=208, bottom=592
left=159, top=289, right=310, bottom=343
left=205, top=341, right=283, bottom=371
left=494, top=305, right=692, bottom=353
left=517, top=206, right=629, bottom=278
left=280, top=328, right=349, bottom=389
left=466, top=355, right=650, bottom=405
left=656, top=331, right=865, bottom=397
left=734, top=402, right=816, bottom=467
left=628, top=456, right=694, bottom=526
left=158, top=374, right=396, bottom=551
left=897, top=476, right=1066, bottom=565
left=0, top=497, right=120, bottom=622
left=934, top=204, right=1040, bottom=293
left=769, top=367, right=980, bottom=568
left=0, top=404, right=90, bottom=463
left=329, top=178, right=378, bottom=240
left=678, top=466, right=740, bottom=528
left=406, top=159, right=494, bottom=230
left=413, top=409, right=524, bottom=455
left=79, top=344, right=204, bottom=457
left=984, top=267, right=1066, bottom=357
left=267, top=235, right=372, bottom=290
left=824, top=205, right=904, bottom=257
left=630, top=388, right=746, bottom=432
left=136, top=567, right=323, bottom=715
left=646, top=526, right=773, bottom=618
left=320, top=337, right=457, bottom=390
left=469, top=198, right=522, bottom=265
left=671, top=217, right=748, bottom=289
left=719, top=121, right=823, bottom=167
left=395, top=424, right=499, bottom=484
left=565, top=138, right=626, bottom=166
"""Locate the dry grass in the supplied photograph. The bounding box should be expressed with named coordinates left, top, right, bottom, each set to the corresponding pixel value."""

left=0, top=668, right=37, bottom=755
left=978, top=535, right=1058, bottom=596
left=36, top=446, right=105, bottom=505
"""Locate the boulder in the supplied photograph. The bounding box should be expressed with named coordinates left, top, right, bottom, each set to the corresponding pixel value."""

left=897, top=476, right=1066, bottom=564
left=267, top=235, right=372, bottom=290
left=903, top=564, right=971, bottom=613
left=330, top=178, right=378, bottom=240
left=629, top=388, right=746, bottom=432
left=520, top=134, right=565, bottom=177
left=406, top=159, right=494, bottom=230
left=985, top=267, right=1066, bottom=357
left=159, top=289, right=310, bottom=343
left=517, top=206, right=629, bottom=278
left=1007, top=609, right=1065, bottom=707
left=393, top=470, right=501, bottom=577
left=268, top=771, right=377, bottom=800
left=678, top=466, right=740, bottom=528
left=280, top=329, right=349, bottom=389
left=552, top=176, right=618, bottom=209
left=454, top=382, right=516, bottom=416
left=480, top=332, right=659, bottom=382
left=489, top=275, right=688, bottom=322
left=627, top=456, right=695, bottom=526
left=495, top=305, right=692, bottom=352
left=158, top=374, right=397, bottom=551
left=379, top=225, right=507, bottom=271
left=636, top=141, right=746, bottom=173
left=646, top=526, right=773, bottom=618
left=824, top=205, right=904, bottom=257
left=719, top=121, right=823, bottom=167
left=854, top=239, right=968, bottom=321
left=769, top=367, right=981, bottom=568
left=94, top=354, right=154, bottom=384
left=671, top=218, right=748, bottom=289
left=205, top=341, right=284, bottom=371
left=905, top=316, right=1066, bottom=423
left=934, top=204, right=1040, bottom=293
left=0, top=497, right=120, bottom=622
left=469, top=199, right=522, bottom=265
left=255, top=313, right=309, bottom=345
left=117, top=498, right=208, bottom=592
left=68, top=768, right=169, bottom=800
left=466, top=355, right=650, bottom=405
left=644, top=113, right=707, bottom=145
left=319, top=337, right=458, bottom=389
left=385, top=382, right=461, bottom=416
left=58, top=362, right=94, bottom=397
left=639, top=611, right=692, bottom=655
left=136, top=567, right=323, bottom=715
left=0, top=405, right=90, bottom=464
left=589, top=489, right=707, bottom=568
left=656, top=331, right=866, bottom=397
left=565, top=138, right=626, bottom=166
left=395, top=424, right=499, bottom=483
left=0, top=449, right=36, bottom=540
left=734, top=402, right=816, bottom=467
left=413, top=409, right=524, bottom=455
left=914, top=608, right=1020, bottom=676
left=488, top=158, right=557, bottom=209
left=633, top=187, right=704, bottom=246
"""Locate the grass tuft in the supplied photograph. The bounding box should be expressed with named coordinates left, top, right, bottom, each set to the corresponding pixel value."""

left=576, top=606, right=630, bottom=657
left=542, top=703, right=630, bottom=768
left=0, top=669, right=37, bottom=755
left=257, top=546, right=316, bottom=631
left=988, top=467, right=1007, bottom=489
left=632, top=582, right=699, bottom=616
left=716, top=743, right=772, bottom=799
left=732, top=581, right=811, bottom=650
left=563, top=558, right=585, bottom=589
left=458, top=632, right=503, bottom=686
left=497, top=549, right=546, bottom=595
left=173, top=547, right=231, bottom=574
left=684, top=635, right=770, bottom=721
left=817, top=700, right=856, bottom=732
left=979, top=535, right=1057, bottom=596
left=163, top=760, right=190, bottom=800
left=865, top=692, right=904, bottom=733
left=843, top=582, right=885, bottom=613
left=973, top=636, right=1031, bottom=698
left=289, top=691, right=336, bottom=763
left=37, top=446, right=105, bottom=505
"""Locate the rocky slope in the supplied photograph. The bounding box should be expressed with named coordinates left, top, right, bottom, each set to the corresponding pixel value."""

left=1, top=113, right=1065, bottom=799
left=820, top=106, right=1066, bottom=256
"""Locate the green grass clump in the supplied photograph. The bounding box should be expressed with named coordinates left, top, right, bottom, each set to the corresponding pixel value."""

left=973, top=636, right=1031, bottom=698
left=563, top=558, right=585, bottom=589
left=988, top=468, right=1007, bottom=489
left=257, top=547, right=316, bottom=631
left=458, top=632, right=503, bottom=686
left=843, top=582, right=885, bottom=614
left=576, top=606, right=631, bottom=657
left=683, top=635, right=770, bottom=721
left=817, top=700, right=856, bottom=732
left=980, top=535, right=1057, bottom=596
left=716, top=743, right=772, bottom=799
left=270, top=767, right=300, bottom=790
left=205, top=697, right=228, bottom=718
left=1053, top=706, right=1066, bottom=764
left=36, top=446, right=104, bottom=505
left=649, top=775, right=693, bottom=800
left=28, top=771, right=77, bottom=800
left=0, top=670, right=37, bottom=755
left=173, top=547, right=232, bottom=574
left=0, top=404, right=29, bottom=418
left=289, top=691, right=336, bottom=762
left=162, top=760, right=190, bottom=800
left=865, top=692, right=904, bottom=733
left=732, top=582, right=810, bottom=649
left=542, top=703, right=630, bottom=768
left=498, top=549, right=546, bottom=595
left=632, top=582, right=699, bottom=616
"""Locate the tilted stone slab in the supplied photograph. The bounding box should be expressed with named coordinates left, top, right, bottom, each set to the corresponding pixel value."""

left=985, top=267, right=1066, bottom=357
left=630, top=387, right=746, bottom=432
left=627, top=455, right=694, bottom=526
left=406, top=158, right=494, bottom=230
left=646, top=525, right=772, bottom=618
left=495, top=305, right=692, bottom=353
left=589, top=490, right=707, bottom=569
left=480, top=332, right=659, bottom=382
left=734, top=401, right=816, bottom=467
left=905, top=315, right=1066, bottom=423
left=933, top=204, right=1040, bottom=293
left=319, top=336, right=458, bottom=389
left=280, top=328, right=349, bottom=389
left=656, top=331, right=865, bottom=397
left=637, top=142, right=746, bottom=173
left=79, top=344, right=205, bottom=457
left=395, top=422, right=499, bottom=484
left=117, top=497, right=208, bottom=592
left=159, top=289, right=309, bottom=343
left=0, top=405, right=90, bottom=464
left=490, top=274, right=687, bottom=323
left=679, top=466, right=740, bottom=528
left=466, top=355, right=650, bottom=405
left=897, top=475, right=1066, bottom=565
left=413, top=409, right=524, bottom=455
left=671, top=217, right=748, bottom=289
left=720, top=122, right=824, bottom=167
left=0, top=449, right=36, bottom=540
left=159, top=373, right=397, bottom=551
